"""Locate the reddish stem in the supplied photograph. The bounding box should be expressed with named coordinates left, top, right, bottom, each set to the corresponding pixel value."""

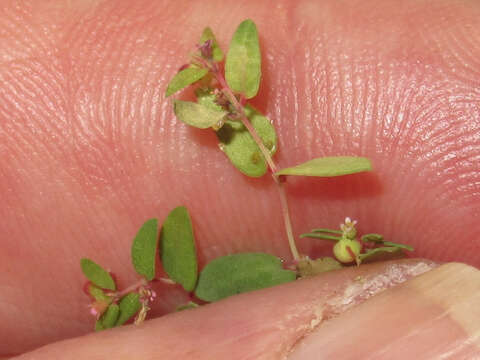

left=112, top=278, right=148, bottom=298
left=197, top=56, right=300, bottom=260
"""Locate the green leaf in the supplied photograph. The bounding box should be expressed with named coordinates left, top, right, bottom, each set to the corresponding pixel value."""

left=100, top=304, right=120, bottom=329
left=94, top=320, right=104, bottom=332
left=217, top=105, right=276, bottom=177
left=166, top=67, right=209, bottom=97
left=87, top=284, right=112, bottom=303
left=200, top=27, right=224, bottom=61
left=361, top=233, right=384, bottom=243
left=80, top=258, right=116, bottom=291
left=116, top=292, right=142, bottom=326
left=225, top=19, right=261, bottom=99
left=195, top=252, right=296, bottom=302
left=383, top=241, right=414, bottom=251
left=299, top=232, right=342, bottom=241
left=195, top=88, right=224, bottom=112
left=174, top=100, right=227, bottom=129
left=358, top=247, right=406, bottom=264
left=297, top=257, right=343, bottom=278
left=311, top=228, right=343, bottom=234
left=176, top=301, right=200, bottom=312
left=160, top=206, right=198, bottom=292
left=275, top=156, right=372, bottom=177
left=361, top=234, right=414, bottom=251
left=131, top=218, right=159, bottom=281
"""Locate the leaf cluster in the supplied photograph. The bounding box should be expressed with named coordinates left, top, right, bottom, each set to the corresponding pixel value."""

left=166, top=20, right=373, bottom=179
left=81, top=206, right=297, bottom=331
left=166, top=20, right=275, bottom=177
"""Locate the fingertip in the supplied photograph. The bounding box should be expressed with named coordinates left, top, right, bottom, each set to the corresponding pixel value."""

left=14, top=259, right=436, bottom=360
left=288, top=263, right=480, bottom=359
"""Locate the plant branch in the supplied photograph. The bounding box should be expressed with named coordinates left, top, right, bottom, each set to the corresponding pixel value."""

left=276, top=180, right=300, bottom=260
left=216, top=75, right=278, bottom=173
left=112, top=278, right=148, bottom=298
left=203, top=60, right=300, bottom=260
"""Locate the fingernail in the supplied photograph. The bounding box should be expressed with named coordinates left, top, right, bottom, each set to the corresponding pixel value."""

left=288, top=263, right=480, bottom=359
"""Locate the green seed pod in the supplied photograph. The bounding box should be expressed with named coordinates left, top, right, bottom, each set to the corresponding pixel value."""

left=333, top=239, right=362, bottom=263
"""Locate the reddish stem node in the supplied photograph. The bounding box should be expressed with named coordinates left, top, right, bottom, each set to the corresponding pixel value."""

left=82, top=281, right=92, bottom=297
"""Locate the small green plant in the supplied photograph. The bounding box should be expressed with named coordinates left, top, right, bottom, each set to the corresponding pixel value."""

left=298, top=217, right=413, bottom=276
left=81, top=207, right=296, bottom=330
left=81, top=19, right=413, bottom=330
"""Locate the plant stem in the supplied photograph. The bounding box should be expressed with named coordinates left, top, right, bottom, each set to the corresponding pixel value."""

left=113, top=278, right=147, bottom=298
left=205, top=61, right=300, bottom=260
left=216, top=75, right=278, bottom=172
left=276, top=180, right=300, bottom=260
left=111, top=277, right=175, bottom=300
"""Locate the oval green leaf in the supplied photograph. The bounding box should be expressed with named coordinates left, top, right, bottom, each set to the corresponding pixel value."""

left=116, top=292, right=142, bottom=326
left=225, top=19, right=261, bottom=99
left=216, top=105, right=277, bottom=177
left=100, top=304, right=120, bottom=329
left=166, top=67, right=209, bottom=97
left=174, top=100, right=227, bottom=129
left=275, top=156, right=372, bottom=177
left=195, top=252, right=296, bottom=302
left=80, top=258, right=116, bottom=291
left=131, top=218, right=159, bottom=281
left=200, top=27, right=224, bottom=62
left=160, top=206, right=198, bottom=292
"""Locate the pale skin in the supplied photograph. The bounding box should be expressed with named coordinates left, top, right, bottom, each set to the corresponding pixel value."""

left=1, top=0, right=479, bottom=358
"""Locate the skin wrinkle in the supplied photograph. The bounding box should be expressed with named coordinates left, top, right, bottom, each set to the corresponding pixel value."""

left=1, top=62, right=66, bottom=154
left=0, top=3, right=45, bottom=63
left=0, top=0, right=479, bottom=355
left=438, top=19, right=480, bottom=85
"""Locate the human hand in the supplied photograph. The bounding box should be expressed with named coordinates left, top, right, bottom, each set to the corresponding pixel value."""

left=1, top=0, right=479, bottom=358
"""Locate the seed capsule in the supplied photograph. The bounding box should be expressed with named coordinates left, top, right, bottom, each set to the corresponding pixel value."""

left=333, top=238, right=362, bottom=263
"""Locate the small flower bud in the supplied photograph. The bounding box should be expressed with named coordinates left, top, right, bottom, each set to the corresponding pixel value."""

left=89, top=299, right=110, bottom=319
left=340, top=217, right=358, bottom=239
left=198, top=39, right=213, bottom=59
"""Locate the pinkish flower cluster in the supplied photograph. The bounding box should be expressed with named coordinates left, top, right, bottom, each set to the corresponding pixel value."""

left=139, top=286, right=157, bottom=304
